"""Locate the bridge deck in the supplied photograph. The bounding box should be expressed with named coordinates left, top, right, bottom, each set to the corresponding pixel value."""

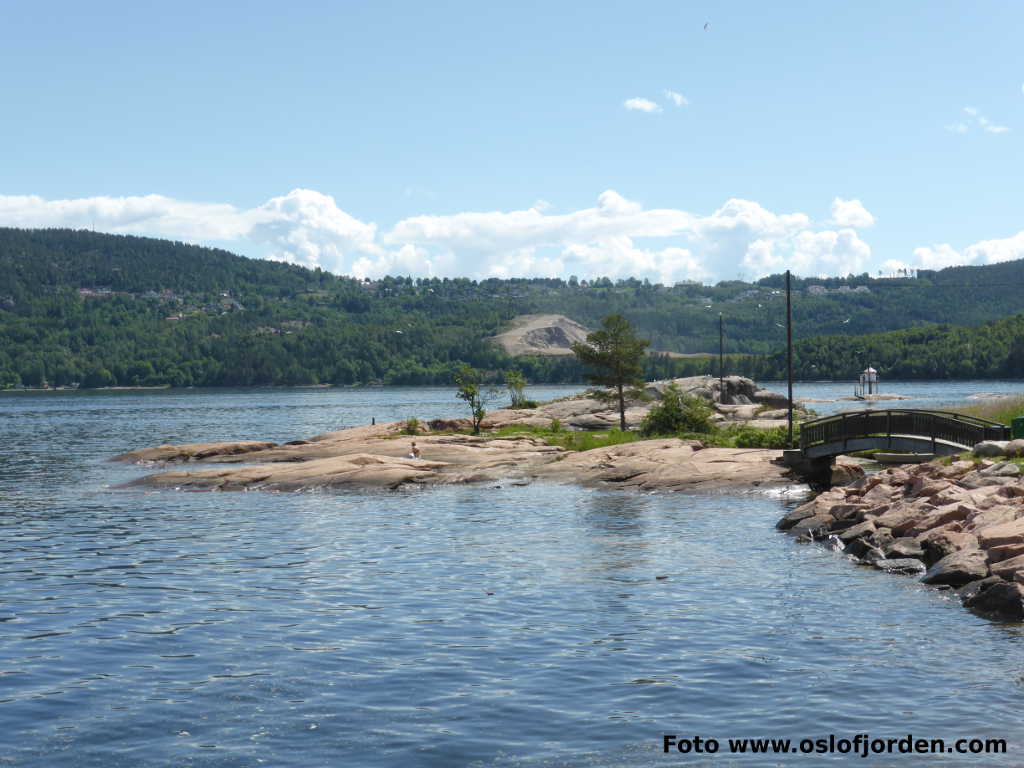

left=799, top=408, right=1009, bottom=459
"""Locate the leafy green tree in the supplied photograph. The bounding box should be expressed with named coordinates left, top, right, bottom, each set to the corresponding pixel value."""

left=454, top=364, right=495, bottom=435
left=639, top=383, right=713, bottom=436
left=505, top=369, right=528, bottom=408
left=571, top=314, right=650, bottom=430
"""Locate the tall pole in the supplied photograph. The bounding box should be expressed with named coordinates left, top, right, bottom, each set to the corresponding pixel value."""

left=786, top=269, right=794, bottom=446
left=719, top=313, right=724, bottom=403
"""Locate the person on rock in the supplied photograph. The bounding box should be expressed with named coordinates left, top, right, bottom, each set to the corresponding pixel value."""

left=407, top=442, right=421, bottom=459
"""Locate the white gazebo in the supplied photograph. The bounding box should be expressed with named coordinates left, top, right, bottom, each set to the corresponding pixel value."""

left=855, top=366, right=879, bottom=397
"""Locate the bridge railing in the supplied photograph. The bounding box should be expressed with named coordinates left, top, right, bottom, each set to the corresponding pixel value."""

left=799, top=409, right=1010, bottom=453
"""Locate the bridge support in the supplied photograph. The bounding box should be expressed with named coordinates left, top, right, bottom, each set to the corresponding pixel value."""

left=780, top=450, right=834, bottom=490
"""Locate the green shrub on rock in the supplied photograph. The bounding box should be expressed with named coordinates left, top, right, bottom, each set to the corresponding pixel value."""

left=639, top=383, right=713, bottom=437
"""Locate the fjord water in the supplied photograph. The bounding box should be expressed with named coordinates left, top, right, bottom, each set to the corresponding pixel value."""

left=2, top=384, right=1023, bottom=766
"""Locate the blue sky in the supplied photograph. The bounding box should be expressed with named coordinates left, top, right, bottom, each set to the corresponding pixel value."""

left=2, top=0, right=1021, bottom=282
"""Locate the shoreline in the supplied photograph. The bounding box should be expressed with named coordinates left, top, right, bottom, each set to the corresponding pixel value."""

left=778, top=447, right=1024, bottom=622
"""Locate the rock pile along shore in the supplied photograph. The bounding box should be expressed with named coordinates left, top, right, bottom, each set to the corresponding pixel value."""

left=777, top=439, right=1024, bottom=622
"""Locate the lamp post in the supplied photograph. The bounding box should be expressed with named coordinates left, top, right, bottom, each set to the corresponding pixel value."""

left=719, top=313, right=724, bottom=403
left=786, top=269, right=794, bottom=447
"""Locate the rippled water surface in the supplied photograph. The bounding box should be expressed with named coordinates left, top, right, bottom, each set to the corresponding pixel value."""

left=3, top=386, right=1024, bottom=766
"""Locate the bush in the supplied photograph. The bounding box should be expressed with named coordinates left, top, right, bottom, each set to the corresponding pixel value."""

left=717, top=424, right=791, bottom=449
left=639, top=383, right=713, bottom=437
left=403, top=417, right=420, bottom=435
left=550, top=418, right=562, bottom=432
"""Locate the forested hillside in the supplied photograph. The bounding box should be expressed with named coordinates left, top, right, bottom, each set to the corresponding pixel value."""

left=3, top=227, right=1024, bottom=388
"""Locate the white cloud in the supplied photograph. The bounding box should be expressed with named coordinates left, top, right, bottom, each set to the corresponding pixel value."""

left=0, top=189, right=382, bottom=274
left=248, top=189, right=381, bottom=272
left=947, top=106, right=1010, bottom=134
left=664, top=89, right=688, bottom=107
left=623, top=97, right=661, bottom=113
left=830, top=197, right=875, bottom=228
left=0, top=188, right=913, bottom=284
left=789, top=229, right=872, bottom=276
left=908, top=233, right=1024, bottom=271
left=911, top=243, right=968, bottom=269
left=386, top=193, right=864, bottom=282
left=964, top=231, right=1024, bottom=264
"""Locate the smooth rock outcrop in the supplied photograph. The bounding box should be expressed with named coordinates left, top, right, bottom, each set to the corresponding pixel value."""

left=116, top=426, right=797, bottom=494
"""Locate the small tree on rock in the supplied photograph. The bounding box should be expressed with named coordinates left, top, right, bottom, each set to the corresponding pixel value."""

left=454, top=364, right=496, bottom=435
left=571, top=314, right=649, bottom=430
left=505, top=370, right=528, bottom=408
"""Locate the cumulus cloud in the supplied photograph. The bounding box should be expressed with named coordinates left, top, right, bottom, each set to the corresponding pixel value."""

left=386, top=193, right=866, bottom=283
left=905, top=232, right=1024, bottom=271
left=0, top=193, right=249, bottom=240
left=248, top=189, right=381, bottom=272
left=830, top=197, right=875, bottom=228
left=623, top=97, right=661, bottom=113
left=664, top=89, right=688, bottom=107
left=0, top=188, right=891, bottom=283
left=0, top=189, right=383, bottom=275
left=947, top=106, right=1010, bottom=134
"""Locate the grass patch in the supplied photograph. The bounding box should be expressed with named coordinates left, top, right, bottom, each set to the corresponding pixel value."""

left=489, top=424, right=640, bottom=451
left=952, top=396, right=1024, bottom=426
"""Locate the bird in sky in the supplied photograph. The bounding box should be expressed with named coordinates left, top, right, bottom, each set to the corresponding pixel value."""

left=704, top=21, right=710, bottom=31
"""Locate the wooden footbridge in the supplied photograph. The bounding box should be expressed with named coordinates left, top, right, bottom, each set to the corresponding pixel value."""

left=799, top=409, right=1010, bottom=459
left=784, top=408, right=1010, bottom=487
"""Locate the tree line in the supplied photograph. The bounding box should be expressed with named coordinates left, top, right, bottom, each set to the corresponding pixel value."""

left=4, top=227, right=1024, bottom=389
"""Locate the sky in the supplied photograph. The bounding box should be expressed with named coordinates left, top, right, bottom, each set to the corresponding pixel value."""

left=1, top=0, right=1022, bottom=284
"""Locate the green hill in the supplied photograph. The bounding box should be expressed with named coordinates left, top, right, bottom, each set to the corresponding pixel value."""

left=2, top=227, right=1024, bottom=388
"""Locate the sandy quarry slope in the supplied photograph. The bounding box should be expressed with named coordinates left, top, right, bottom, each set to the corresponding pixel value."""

left=492, top=314, right=592, bottom=356
left=492, top=314, right=712, bottom=357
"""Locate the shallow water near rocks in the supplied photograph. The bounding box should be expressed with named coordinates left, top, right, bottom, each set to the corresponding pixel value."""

left=2, top=386, right=1024, bottom=766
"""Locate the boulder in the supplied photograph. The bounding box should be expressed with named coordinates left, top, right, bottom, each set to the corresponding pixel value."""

left=921, top=550, right=990, bottom=586
left=788, top=513, right=835, bottom=538
left=964, top=505, right=1020, bottom=532
left=861, top=482, right=902, bottom=507
left=974, top=441, right=1010, bottom=458
left=957, top=576, right=1003, bottom=603
left=976, top=518, right=1024, bottom=549
left=918, top=530, right=978, bottom=566
left=1003, top=439, right=1024, bottom=458
left=829, top=502, right=870, bottom=522
left=959, top=472, right=1015, bottom=489
left=906, top=502, right=975, bottom=537
left=964, top=581, right=1024, bottom=621
left=930, top=484, right=972, bottom=507
left=873, top=558, right=926, bottom=575
left=912, top=479, right=956, bottom=499
left=989, top=553, right=1024, bottom=581
left=837, top=519, right=876, bottom=545
left=776, top=502, right=821, bottom=531
left=979, top=461, right=1022, bottom=478
left=985, top=542, right=1024, bottom=564
left=870, top=502, right=924, bottom=536
left=885, top=537, right=925, bottom=560
left=832, top=459, right=866, bottom=486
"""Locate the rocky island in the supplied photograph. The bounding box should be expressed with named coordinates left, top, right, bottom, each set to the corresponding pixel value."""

left=113, top=376, right=814, bottom=494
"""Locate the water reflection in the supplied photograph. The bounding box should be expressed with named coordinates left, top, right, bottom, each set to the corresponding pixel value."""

left=4, top=389, right=1024, bottom=767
